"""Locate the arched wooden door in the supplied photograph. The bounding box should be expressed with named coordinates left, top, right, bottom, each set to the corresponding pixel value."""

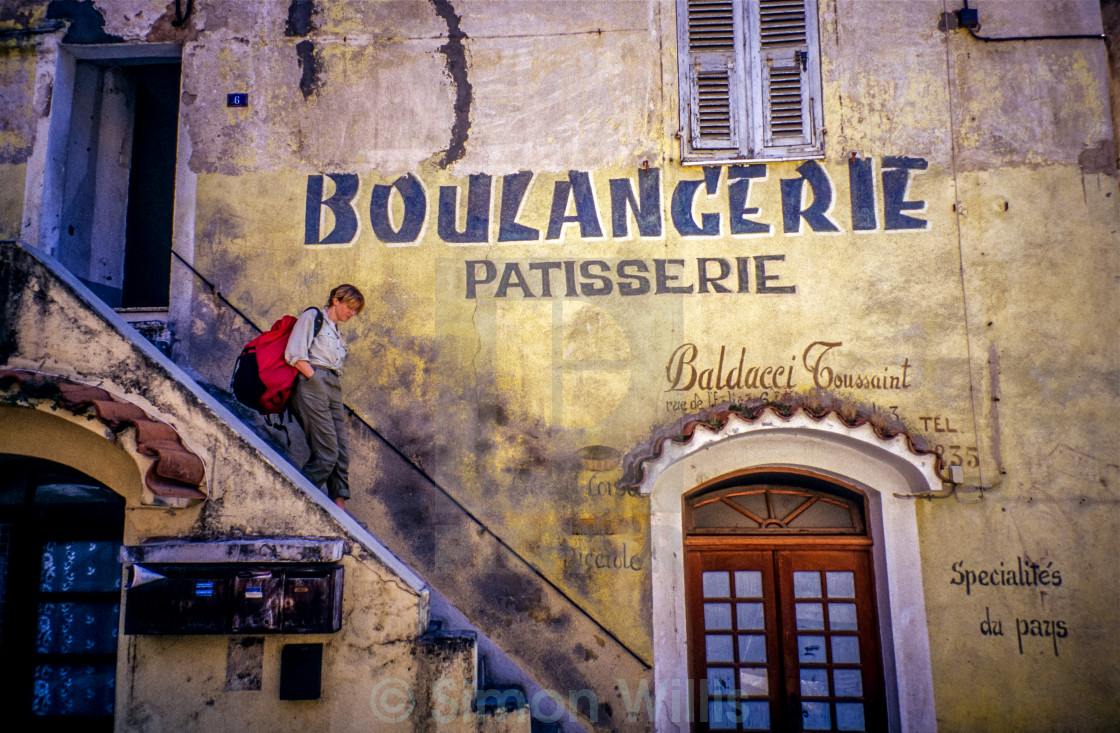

left=684, top=471, right=887, bottom=732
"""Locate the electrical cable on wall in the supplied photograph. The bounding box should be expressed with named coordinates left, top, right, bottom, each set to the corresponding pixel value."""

left=955, top=0, right=1106, bottom=42
left=0, top=21, right=65, bottom=40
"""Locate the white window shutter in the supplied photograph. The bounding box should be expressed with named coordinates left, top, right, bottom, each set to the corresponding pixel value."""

left=761, top=47, right=810, bottom=146
left=690, top=57, right=737, bottom=149
left=679, top=0, right=822, bottom=161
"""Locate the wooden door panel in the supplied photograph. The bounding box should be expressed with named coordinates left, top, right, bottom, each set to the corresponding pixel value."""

left=686, top=550, right=781, bottom=731
left=777, top=550, right=885, bottom=732
left=686, top=547, right=886, bottom=732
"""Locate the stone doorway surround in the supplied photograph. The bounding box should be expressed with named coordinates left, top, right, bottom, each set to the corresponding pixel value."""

left=634, top=408, right=941, bottom=732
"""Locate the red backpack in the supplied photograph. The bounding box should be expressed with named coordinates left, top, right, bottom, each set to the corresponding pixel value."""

left=232, top=308, right=322, bottom=414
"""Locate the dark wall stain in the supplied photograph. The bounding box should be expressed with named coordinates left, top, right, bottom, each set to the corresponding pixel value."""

left=285, top=0, right=315, bottom=37
left=284, top=1, right=319, bottom=99
left=147, top=0, right=203, bottom=44
left=1078, top=139, right=1118, bottom=177
left=295, top=39, right=321, bottom=99
left=46, top=0, right=123, bottom=44
left=0, top=0, right=39, bottom=25
left=429, top=0, right=472, bottom=168
left=0, top=248, right=21, bottom=364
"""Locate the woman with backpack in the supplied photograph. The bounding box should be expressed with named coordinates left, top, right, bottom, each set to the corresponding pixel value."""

left=284, top=284, right=365, bottom=509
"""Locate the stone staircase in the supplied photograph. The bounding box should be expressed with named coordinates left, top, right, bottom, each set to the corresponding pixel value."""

left=17, top=231, right=653, bottom=731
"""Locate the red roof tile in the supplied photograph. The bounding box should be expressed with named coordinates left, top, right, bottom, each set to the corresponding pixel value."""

left=0, top=369, right=207, bottom=500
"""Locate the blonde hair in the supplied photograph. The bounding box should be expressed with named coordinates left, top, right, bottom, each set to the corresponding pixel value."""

left=327, top=283, right=365, bottom=313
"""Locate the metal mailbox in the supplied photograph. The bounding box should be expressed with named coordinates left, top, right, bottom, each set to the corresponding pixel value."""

left=283, top=567, right=344, bottom=633
left=232, top=573, right=285, bottom=632
left=125, top=576, right=230, bottom=634
left=123, top=564, right=343, bottom=635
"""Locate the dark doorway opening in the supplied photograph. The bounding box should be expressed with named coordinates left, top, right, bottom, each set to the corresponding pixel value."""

left=55, top=56, right=181, bottom=310
left=122, top=62, right=180, bottom=308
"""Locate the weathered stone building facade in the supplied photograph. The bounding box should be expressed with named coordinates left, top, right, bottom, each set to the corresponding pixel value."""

left=1, top=1, right=1117, bottom=730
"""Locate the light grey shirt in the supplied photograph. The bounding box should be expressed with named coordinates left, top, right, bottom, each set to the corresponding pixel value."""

left=284, top=308, right=348, bottom=374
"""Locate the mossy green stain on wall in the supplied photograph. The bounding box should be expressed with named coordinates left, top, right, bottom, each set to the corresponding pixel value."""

left=0, top=162, right=26, bottom=239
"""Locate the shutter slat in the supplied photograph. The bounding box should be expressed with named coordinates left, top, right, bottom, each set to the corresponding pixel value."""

left=765, top=64, right=804, bottom=138
left=695, top=68, right=733, bottom=140
left=687, top=0, right=736, bottom=52
left=759, top=0, right=807, bottom=47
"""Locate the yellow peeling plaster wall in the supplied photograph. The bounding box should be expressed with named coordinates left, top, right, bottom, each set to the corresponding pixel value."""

left=175, top=0, right=1118, bottom=727
left=1, top=236, right=491, bottom=732
left=4, top=0, right=1116, bottom=728
left=918, top=4, right=1119, bottom=727
left=0, top=26, right=39, bottom=239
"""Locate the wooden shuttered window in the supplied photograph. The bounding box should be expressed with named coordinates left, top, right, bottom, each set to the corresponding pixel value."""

left=678, top=0, right=824, bottom=162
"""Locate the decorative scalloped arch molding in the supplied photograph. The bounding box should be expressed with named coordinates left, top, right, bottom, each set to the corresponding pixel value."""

left=640, top=411, right=938, bottom=732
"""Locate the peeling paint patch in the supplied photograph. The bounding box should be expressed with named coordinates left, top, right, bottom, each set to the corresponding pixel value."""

left=46, top=0, right=123, bottom=44
left=285, top=0, right=315, bottom=37
left=146, top=1, right=202, bottom=44
left=295, top=39, right=321, bottom=99
left=1078, top=139, right=1118, bottom=177
left=0, top=0, right=40, bottom=26
left=225, top=636, right=264, bottom=691
left=0, top=53, right=36, bottom=164
left=429, top=0, right=472, bottom=168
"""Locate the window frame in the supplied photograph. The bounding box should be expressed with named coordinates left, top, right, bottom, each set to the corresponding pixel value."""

left=686, top=479, right=869, bottom=536
left=33, top=43, right=194, bottom=338
left=676, top=0, right=826, bottom=165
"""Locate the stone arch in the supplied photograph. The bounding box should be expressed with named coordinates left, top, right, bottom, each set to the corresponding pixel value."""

left=0, top=369, right=207, bottom=505
left=0, top=405, right=145, bottom=502
left=637, top=409, right=939, bottom=732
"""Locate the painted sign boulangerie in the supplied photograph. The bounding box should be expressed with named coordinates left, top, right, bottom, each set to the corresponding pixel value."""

left=303, top=158, right=932, bottom=250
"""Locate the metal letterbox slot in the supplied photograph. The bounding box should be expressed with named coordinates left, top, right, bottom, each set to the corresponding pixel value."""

left=176, top=577, right=231, bottom=632
left=231, top=573, right=284, bottom=632
left=282, top=567, right=343, bottom=633
left=124, top=575, right=179, bottom=635
left=125, top=576, right=230, bottom=634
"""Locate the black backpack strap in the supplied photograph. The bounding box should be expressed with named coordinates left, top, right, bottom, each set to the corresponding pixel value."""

left=303, top=306, right=324, bottom=339
left=266, top=412, right=294, bottom=448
